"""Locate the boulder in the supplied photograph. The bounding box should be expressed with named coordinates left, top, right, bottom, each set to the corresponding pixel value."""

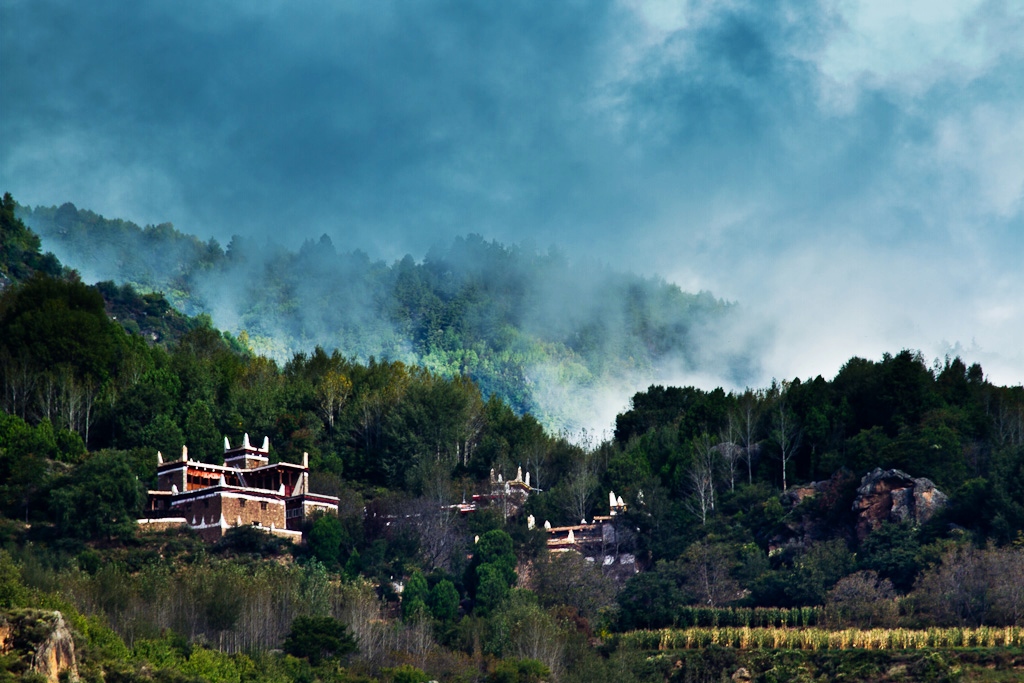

left=852, top=468, right=947, bottom=541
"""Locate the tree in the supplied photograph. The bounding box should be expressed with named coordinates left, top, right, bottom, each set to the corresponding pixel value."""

left=402, top=570, right=429, bottom=621
left=475, top=563, right=510, bottom=616
left=473, top=529, right=517, bottom=587
left=469, top=529, right=518, bottom=615
left=718, top=413, right=741, bottom=491
left=316, top=368, right=352, bottom=431
left=562, top=447, right=599, bottom=523
left=427, top=579, right=460, bottom=622
left=770, top=382, right=801, bottom=491
left=531, top=550, right=616, bottom=621
left=858, top=521, right=922, bottom=592
left=0, top=273, right=124, bottom=384
left=679, top=539, right=741, bottom=608
left=0, top=550, right=29, bottom=608
left=734, top=389, right=762, bottom=485
left=487, top=658, right=550, bottom=683
left=282, top=615, right=356, bottom=665
left=825, top=571, right=897, bottom=627
left=50, top=450, right=145, bottom=539
left=617, top=565, right=688, bottom=630
left=183, top=399, right=221, bottom=463
left=307, top=515, right=344, bottom=568
left=685, top=432, right=718, bottom=525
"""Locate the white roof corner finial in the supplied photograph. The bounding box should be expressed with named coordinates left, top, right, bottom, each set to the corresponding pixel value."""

left=303, top=451, right=309, bottom=469
left=224, top=436, right=230, bottom=451
left=243, top=432, right=251, bottom=449
left=261, top=436, right=270, bottom=452
left=218, top=474, right=226, bottom=486
left=516, top=465, right=523, bottom=482
left=181, top=445, right=188, bottom=461
left=525, top=471, right=530, bottom=488
left=527, top=514, right=535, bottom=530
left=497, top=473, right=503, bottom=483
left=567, top=529, right=575, bottom=543
left=617, top=495, right=625, bottom=508
left=157, top=451, right=163, bottom=465
left=171, top=484, right=179, bottom=495
left=278, top=482, right=285, bottom=495
left=610, top=490, right=617, bottom=509
left=544, top=520, right=551, bottom=530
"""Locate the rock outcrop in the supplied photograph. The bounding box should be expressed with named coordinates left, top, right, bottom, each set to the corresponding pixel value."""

left=852, top=468, right=948, bottom=541
left=770, top=469, right=859, bottom=554
left=0, top=610, right=79, bottom=682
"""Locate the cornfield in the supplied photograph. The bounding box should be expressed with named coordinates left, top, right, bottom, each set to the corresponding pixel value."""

left=620, top=626, right=1024, bottom=651
left=672, top=606, right=822, bottom=628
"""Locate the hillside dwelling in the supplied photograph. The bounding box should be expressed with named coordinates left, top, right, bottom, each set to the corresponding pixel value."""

left=444, top=467, right=536, bottom=518
left=542, top=490, right=636, bottom=573
left=138, top=433, right=339, bottom=542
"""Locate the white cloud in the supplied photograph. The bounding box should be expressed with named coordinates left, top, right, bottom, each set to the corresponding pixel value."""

left=935, top=106, right=1024, bottom=219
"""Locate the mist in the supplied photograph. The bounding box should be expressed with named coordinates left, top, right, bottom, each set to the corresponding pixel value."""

left=4, top=1, right=1023, bottom=420
left=21, top=203, right=768, bottom=432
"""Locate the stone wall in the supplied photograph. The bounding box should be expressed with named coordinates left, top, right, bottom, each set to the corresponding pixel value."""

left=220, top=492, right=287, bottom=530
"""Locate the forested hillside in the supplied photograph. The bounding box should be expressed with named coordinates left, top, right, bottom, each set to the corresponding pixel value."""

left=17, top=202, right=758, bottom=431
left=4, top=192, right=1024, bottom=682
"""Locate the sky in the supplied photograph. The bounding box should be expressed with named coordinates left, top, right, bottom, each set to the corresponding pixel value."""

left=3, top=0, right=1023, bottom=394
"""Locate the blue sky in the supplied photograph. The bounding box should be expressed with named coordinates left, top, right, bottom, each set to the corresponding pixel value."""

left=3, top=0, right=1022, bottom=390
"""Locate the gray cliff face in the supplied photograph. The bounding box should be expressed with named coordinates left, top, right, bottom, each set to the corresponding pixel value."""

left=852, top=468, right=948, bottom=541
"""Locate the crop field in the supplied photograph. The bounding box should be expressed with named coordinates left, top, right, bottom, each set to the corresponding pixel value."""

left=621, top=626, right=1024, bottom=651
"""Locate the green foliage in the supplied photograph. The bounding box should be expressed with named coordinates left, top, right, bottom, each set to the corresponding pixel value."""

left=473, top=530, right=517, bottom=586
left=0, top=193, right=62, bottom=285
left=475, top=563, right=511, bottom=616
left=401, top=570, right=428, bottom=621
left=750, top=539, right=855, bottom=608
left=0, top=272, right=125, bottom=384
left=466, top=529, right=517, bottom=615
left=282, top=615, right=356, bottom=665
left=428, top=578, right=460, bottom=622
left=0, top=550, right=29, bottom=608
left=214, top=525, right=291, bottom=558
left=617, top=566, right=689, bottom=630
left=49, top=450, right=145, bottom=540
left=181, top=646, right=244, bottom=683
left=531, top=550, right=616, bottom=622
left=385, top=664, right=430, bottom=683
left=307, top=515, right=344, bottom=568
left=858, top=522, right=923, bottom=592
left=487, top=658, right=550, bottom=683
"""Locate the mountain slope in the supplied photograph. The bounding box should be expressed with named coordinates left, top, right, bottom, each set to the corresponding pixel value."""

left=19, top=202, right=761, bottom=429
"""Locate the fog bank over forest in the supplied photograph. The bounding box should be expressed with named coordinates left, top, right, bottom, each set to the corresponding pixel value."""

left=21, top=202, right=768, bottom=433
